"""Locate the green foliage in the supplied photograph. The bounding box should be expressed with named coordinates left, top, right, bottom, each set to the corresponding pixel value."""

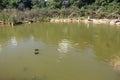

left=18, top=2, right=25, bottom=10
left=8, top=0, right=20, bottom=8
left=107, top=1, right=120, bottom=12
left=1, top=13, right=9, bottom=23
left=0, top=0, right=120, bottom=20
left=0, top=0, right=9, bottom=9
left=32, top=0, right=41, bottom=8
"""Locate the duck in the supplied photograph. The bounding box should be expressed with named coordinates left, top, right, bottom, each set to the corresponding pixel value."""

left=34, top=49, right=39, bottom=55
left=35, top=49, right=39, bottom=51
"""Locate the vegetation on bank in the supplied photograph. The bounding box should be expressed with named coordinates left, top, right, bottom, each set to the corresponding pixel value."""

left=0, top=0, right=120, bottom=25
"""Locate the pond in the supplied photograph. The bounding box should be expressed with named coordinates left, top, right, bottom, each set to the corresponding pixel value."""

left=0, top=23, right=120, bottom=80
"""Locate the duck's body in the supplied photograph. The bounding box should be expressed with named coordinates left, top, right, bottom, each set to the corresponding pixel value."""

left=35, top=49, right=39, bottom=51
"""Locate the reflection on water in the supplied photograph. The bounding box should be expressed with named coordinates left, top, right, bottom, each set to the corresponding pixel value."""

left=57, top=39, right=72, bottom=53
left=7, top=36, right=17, bottom=48
left=84, top=47, right=95, bottom=58
left=0, top=44, right=1, bottom=54
left=110, top=56, right=120, bottom=71
left=0, top=23, right=120, bottom=80
left=57, top=39, right=72, bottom=62
left=30, top=36, right=34, bottom=41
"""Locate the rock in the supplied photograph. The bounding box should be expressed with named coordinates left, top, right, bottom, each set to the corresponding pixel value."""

left=116, top=22, right=120, bottom=25
left=110, top=20, right=116, bottom=25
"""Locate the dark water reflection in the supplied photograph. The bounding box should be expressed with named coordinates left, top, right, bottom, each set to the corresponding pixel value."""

left=0, top=23, right=120, bottom=80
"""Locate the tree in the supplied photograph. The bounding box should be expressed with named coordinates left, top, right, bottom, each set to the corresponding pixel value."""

left=63, top=0, right=70, bottom=8
left=20, top=0, right=32, bottom=9
left=8, top=0, right=20, bottom=8
left=53, top=0, right=64, bottom=8
left=0, top=0, right=9, bottom=9
left=32, top=0, right=41, bottom=8
left=18, top=2, right=25, bottom=10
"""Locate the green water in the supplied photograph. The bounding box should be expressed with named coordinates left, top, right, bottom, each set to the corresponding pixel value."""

left=0, top=23, right=120, bottom=80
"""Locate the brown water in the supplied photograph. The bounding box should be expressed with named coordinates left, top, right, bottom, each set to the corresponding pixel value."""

left=0, top=23, right=120, bottom=80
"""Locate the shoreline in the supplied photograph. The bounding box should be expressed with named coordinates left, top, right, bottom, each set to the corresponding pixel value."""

left=50, top=18, right=120, bottom=26
left=0, top=18, right=120, bottom=26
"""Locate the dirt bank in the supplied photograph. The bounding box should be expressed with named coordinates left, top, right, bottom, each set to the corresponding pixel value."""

left=50, top=18, right=120, bottom=26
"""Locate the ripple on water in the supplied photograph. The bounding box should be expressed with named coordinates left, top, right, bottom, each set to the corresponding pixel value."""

left=57, top=39, right=72, bottom=53
left=23, top=67, right=29, bottom=72
left=32, top=75, right=46, bottom=80
left=0, top=44, right=1, bottom=52
left=7, top=37, right=17, bottom=48
left=110, top=56, right=120, bottom=72
left=0, top=44, right=2, bottom=57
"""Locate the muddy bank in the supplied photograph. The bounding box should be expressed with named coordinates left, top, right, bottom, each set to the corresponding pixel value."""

left=1, top=18, right=120, bottom=26
left=50, top=18, right=120, bottom=26
left=0, top=20, right=36, bottom=26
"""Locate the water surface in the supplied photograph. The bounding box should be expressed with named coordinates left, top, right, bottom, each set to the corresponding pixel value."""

left=0, top=23, right=120, bottom=80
